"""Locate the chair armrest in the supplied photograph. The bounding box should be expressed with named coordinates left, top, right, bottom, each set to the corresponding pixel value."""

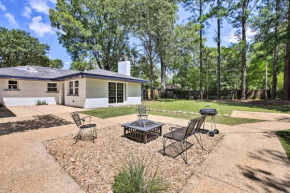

left=81, top=115, right=92, bottom=124
left=169, top=127, right=180, bottom=131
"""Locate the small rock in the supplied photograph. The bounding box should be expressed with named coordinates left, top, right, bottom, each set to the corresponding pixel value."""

left=217, top=114, right=221, bottom=117
left=189, top=112, right=195, bottom=114
left=195, top=113, right=200, bottom=115
left=223, top=114, right=230, bottom=117
left=182, top=111, right=187, bottom=114
left=108, top=191, right=114, bottom=193
left=162, top=110, right=167, bottom=113
left=70, top=158, right=76, bottom=163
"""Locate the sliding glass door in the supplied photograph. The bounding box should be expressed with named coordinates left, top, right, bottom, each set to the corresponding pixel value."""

left=108, top=82, right=124, bottom=104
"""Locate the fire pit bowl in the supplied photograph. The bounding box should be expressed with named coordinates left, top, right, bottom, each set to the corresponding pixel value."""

left=122, top=119, right=164, bottom=144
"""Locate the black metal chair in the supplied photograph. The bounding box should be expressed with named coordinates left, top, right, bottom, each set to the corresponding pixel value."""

left=162, top=116, right=207, bottom=164
left=70, top=112, right=97, bottom=144
left=136, top=105, right=149, bottom=120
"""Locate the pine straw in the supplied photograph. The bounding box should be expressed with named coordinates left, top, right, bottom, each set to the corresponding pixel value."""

left=44, top=124, right=223, bottom=193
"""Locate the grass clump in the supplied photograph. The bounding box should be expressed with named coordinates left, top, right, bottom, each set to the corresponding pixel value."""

left=36, top=100, right=48, bottom=105
left=276, top=130, right=290, bottom=160
left=112, top=156, right=169, bottom=193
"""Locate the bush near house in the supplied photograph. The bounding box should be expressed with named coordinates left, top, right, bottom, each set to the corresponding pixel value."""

left=36, top=100, right=48, bottom=105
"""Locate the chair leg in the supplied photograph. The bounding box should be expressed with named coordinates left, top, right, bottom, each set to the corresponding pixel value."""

left=74, top=128, right=82, bottom=144
left=162, top=138, right=167, bottom=155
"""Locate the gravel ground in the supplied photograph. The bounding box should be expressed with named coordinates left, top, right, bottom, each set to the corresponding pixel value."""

left=44, top=124, right=223, bottom=193
left=0, top=115, right=72, bottom=136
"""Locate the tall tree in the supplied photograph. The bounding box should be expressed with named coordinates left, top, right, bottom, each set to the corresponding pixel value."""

left=152, top=1, right=177, bottom=93
left=50, top=0, right=130, bottom=71
left=271, top=0, right=280, bottom=99
left=0, top=27, right=49, bottom=67
left=228, top=0, right=259, bottom=100
left=183, top=0, right=211, bottom=99
left=128, top=0, right=177, bottom=99
left=283, top=0, right=290, bottom=100
left=50, top=59, right=64, bottom=69
left=207, top=0, right=228, bottom=99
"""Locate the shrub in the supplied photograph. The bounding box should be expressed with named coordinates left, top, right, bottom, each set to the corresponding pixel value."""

left=36, top=100, right=48, bottom=105
left=112, top=156, right=169, bottom=193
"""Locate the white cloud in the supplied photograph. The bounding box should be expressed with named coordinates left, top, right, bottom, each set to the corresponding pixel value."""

left=223, top=28, right=257, bottom=44
left=22, top=6, right=32, bottom=19
left=0, top=1, right=6, bottom=11
left=29, top=16, right=55, bottom=37
left=29, top=0, right=50, bottom=15
left=5, top=13, right=18, bottom=27
left=48, top=0, right=56, bottom=3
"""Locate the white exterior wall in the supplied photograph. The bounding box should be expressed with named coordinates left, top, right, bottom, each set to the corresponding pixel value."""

left=85, top=78, right=109, bottom=108
left=85, top=78, right=141, bottom=108
left=127, top=82, right=141, bottom=104
left=0, top=79, right=60, bottom=106
left=64, top=78, right=86, bottom=108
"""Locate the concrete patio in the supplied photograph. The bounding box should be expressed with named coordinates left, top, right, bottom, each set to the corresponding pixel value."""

left=0, top=106, right=289, bottom=193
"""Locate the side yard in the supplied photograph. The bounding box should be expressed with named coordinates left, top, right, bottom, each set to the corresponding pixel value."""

left=144, top=99, right=290, bottom=115
left=82, top=106, right=264, bottom=126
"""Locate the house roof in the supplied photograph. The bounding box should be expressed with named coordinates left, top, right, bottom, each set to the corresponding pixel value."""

left=0, top=66, right=148, bottom=83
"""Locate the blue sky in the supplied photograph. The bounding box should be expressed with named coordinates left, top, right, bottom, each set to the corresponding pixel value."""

left=0, top=0, right=254, bottom=69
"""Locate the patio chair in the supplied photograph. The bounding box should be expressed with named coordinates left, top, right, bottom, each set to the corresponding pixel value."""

left=70, top=112, right=97, bottom=144
left=136, top=105, right=149, bottom=120
left=162, top=116, right=207, bottom=164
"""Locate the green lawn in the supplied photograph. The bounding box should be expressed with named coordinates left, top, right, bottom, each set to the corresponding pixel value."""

left=150, top=111, right=263, bottom=126
left=82, top=107, right=136, bottom=119
left=276, top=130, right=290, bottom=160
left=82, top=106, right=263, bottom=126
left=144, top=99, right=290, bottom=115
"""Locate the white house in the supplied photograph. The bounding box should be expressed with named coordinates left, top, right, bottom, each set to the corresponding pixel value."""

left=0, top=61, right=148, bottom=108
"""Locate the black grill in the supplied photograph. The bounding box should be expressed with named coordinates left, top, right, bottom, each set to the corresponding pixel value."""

left=199, top=109, right=217, bottom=116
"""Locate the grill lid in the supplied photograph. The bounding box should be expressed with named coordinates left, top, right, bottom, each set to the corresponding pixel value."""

left=199, top=109, right=217, bottom=115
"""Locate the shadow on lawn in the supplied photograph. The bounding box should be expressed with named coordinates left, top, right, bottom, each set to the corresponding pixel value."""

left=0, top=107, right=16, bottom=118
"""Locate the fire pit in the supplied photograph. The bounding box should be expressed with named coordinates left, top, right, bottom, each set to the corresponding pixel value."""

left=122, top=119, right=164, bottom=143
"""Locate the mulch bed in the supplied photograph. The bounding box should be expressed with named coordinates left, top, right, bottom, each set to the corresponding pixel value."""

left=0, top=115, right=72, bottom=136
left=44, top=124, right=223, bottom=193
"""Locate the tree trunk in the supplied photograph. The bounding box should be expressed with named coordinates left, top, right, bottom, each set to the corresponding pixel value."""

left=241, top=1, right=247, bottom=100
left=149, top=56, right=154, bottom=100
left=217, top=0, right=221, bottom=100
left=271, top=0, right=280, bottom=100
left=283, top=0, right=290, bottom=100
left=265, top=60, right=268, bottom=100
left=199, top=0, right=203, bottom=100
left=160, top=57, right=166, bottom=93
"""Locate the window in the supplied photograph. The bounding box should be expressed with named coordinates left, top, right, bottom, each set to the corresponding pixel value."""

left=47, top=83, right=57, bottom=92
left=75, top=81, right=79, bottom=95
left=68, top=81, right=79, bottom=95
left=108, top=82, right=124, bottom=104
left=8, top=80, right=18, bottom=90
left=69, top=81, right=73, bottom=95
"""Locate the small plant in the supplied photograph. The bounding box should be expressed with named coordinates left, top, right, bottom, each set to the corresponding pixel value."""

left=36, top=100, right=48, bottom=105
left=112, top=156, right=169, bottom=193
